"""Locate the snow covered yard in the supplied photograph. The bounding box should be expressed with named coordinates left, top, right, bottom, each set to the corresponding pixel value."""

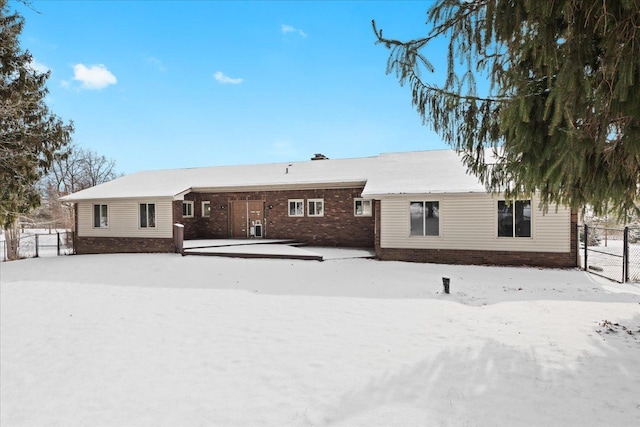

left=1, top=253, right=639, bottom=427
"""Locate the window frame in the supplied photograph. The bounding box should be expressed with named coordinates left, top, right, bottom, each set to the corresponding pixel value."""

left=354, top=199, right=372, bottom=217
left=182, top=201, right=194, bottom=218
left=288, top=199, right=304, bottom=217
left=307, top=198, right=324, bottom=217
left=92, top=203, right=109, bottom=229
left=497, top=199, right=532, bottom=238
left=202, top=201, right=211, bottom=218
left=139, top=202, right=156, bottom=229
left=409, top=201, right=440, bottom=237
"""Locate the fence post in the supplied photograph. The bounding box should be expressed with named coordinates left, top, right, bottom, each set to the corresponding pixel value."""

left=35, top=234, right=39, bottom=258
left=583, top=224, right=588, bottom=271
left=57, top=232, right=61, bottom=256
left=623, top=227, right=629, bottom=283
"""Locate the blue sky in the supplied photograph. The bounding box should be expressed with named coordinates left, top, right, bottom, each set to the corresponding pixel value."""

left=16, top=0, right=450, bottom=174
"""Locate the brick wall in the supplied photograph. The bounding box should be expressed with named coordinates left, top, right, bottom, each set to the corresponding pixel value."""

left=376, top=247, right=576, bottom=268
left=177, top=188, right=375, bottom=247
left=75, top=236, right=174, bottom=254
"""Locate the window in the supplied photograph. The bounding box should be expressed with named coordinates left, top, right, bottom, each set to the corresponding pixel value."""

left=182, top=201, right=194, bottom=218
left=202, top=201, right=211, bottom=217
left=307, top=199, right=324, bottom=217
left=354, top=199, right=372, bottom=216
left=140, top=203, right=156, bottom=228
left=410, top=201, right=439, bottom=236
left=288, top=199, right=304, bottom=217
left=93, top=204, right=108, bottom=228
left=498, top=200, right=531, bottom=237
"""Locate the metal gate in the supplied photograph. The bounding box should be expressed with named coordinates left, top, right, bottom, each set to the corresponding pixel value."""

left=1, top=230, right=74, bottom=261
left=580, top=225, right=639, bottom=283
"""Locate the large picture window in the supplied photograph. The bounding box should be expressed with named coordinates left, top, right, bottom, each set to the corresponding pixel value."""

left=93, top=204, right=108, bottom=228
left=498, top=200, right=531, bottom=237
left=307, top=199, right=324, bottom=217
left=410, top=201, right=439, bottom=236
left=140, top=203, right=156, bottom=228
left=288, top=199, right=304, bottom=217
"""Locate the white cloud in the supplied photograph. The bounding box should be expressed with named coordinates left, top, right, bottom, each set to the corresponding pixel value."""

left=72, top=63, right=117, bottom=90
left=146, top=56, right=167, bottom=72
left=30, top=59, right=50, bottom=74
left=281, top=24, right=307, bottom=38
left=214, top=71, right=243, bottom=85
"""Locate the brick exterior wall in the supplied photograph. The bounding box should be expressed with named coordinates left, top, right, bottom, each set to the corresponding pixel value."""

left=176, top=188, right=375, bottom=247
left=75, top=236, right=174, bottom=254
left=374, top=205, right=579, bottom=268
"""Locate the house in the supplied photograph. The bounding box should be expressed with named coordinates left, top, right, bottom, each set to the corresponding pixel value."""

left=59, top=150, right=578, bottom=267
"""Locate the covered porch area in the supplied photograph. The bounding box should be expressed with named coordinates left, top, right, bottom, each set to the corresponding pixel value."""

left=182, top=239, right=375, bottom=261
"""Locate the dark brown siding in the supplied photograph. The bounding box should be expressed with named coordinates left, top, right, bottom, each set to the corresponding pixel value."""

left=177, top=188, right=375, bottom=247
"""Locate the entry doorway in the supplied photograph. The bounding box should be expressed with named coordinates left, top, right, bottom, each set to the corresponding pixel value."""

left=230, top=200, right=264, bottom=238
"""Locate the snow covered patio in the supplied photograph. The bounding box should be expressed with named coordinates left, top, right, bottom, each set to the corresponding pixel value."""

left=1, top=254, right=639, bottom=426
left=182, top=239, right=376, bottom=261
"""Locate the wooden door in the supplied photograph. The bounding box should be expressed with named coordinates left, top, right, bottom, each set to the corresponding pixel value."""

left=230, top=201, right=263, bottom=238
left=247, top=201, right=263, bottom=237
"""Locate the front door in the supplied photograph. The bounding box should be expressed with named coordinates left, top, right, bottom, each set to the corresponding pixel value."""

left=230, top=200, right=263, bottom=238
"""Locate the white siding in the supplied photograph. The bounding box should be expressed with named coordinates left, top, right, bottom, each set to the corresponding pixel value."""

left=380, top=193, right=571, bottom=253
left=77, top=199, right=174, bottom=238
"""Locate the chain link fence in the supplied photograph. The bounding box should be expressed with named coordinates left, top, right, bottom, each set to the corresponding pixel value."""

left=580, top=225, right=639, bottom=283
left=0, top=229, right=74, bottom=262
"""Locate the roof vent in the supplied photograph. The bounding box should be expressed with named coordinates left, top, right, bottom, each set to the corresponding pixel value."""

left=311, top=153, right=329, bottom=161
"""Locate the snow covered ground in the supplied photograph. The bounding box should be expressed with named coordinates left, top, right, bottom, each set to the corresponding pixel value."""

left=1, top=253, right=639, bottom=426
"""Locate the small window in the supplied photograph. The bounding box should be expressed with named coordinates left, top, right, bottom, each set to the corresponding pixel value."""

left=498, top=199, right=531, bottom=237
left=182, top=201, right=194, bottom=218
left=202, top=201, right=211, bottom=217
left=307, top=199, right=324, bottom=217
left=288, top=199, right=304, bottom=217
left=140, top=203, right=156, bottom=228
left=93, top=204, right=108, bottom=228
left=410, top=201, right=439, bottom=236
left=354, top=199, right=372, bottom=216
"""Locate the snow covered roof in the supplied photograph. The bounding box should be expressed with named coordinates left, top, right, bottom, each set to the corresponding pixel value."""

left=59, top=150, right=486, bottom=202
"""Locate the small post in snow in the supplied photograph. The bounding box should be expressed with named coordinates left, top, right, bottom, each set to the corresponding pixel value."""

left=442, top=277, right=450, bottom=294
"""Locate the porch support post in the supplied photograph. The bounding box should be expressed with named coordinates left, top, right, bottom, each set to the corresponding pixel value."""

left=174, top=223, right=184, bottom=255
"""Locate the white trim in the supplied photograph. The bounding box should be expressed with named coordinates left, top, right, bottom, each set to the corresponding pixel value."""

left=192, top=181, right=366, bottom=194
left=307, top=199, right=324, bottom=217
left=139, top=202, right=157, bottom=229
left=288, top=199, right=304, bottom=217
left=201, top=201, right=211, bottom=217
left=182, top=201, right=194, bottom=218
left=92, top=203, right=109, bottom=229
left=497, top=198, right=532, bottom=239
left=409, top=200, right=440, bottom=237
left=354, top=198, right=372, bottom=217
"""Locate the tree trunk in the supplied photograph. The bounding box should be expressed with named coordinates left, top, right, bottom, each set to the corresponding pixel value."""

left=4, top=223, right=20, bottom=261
